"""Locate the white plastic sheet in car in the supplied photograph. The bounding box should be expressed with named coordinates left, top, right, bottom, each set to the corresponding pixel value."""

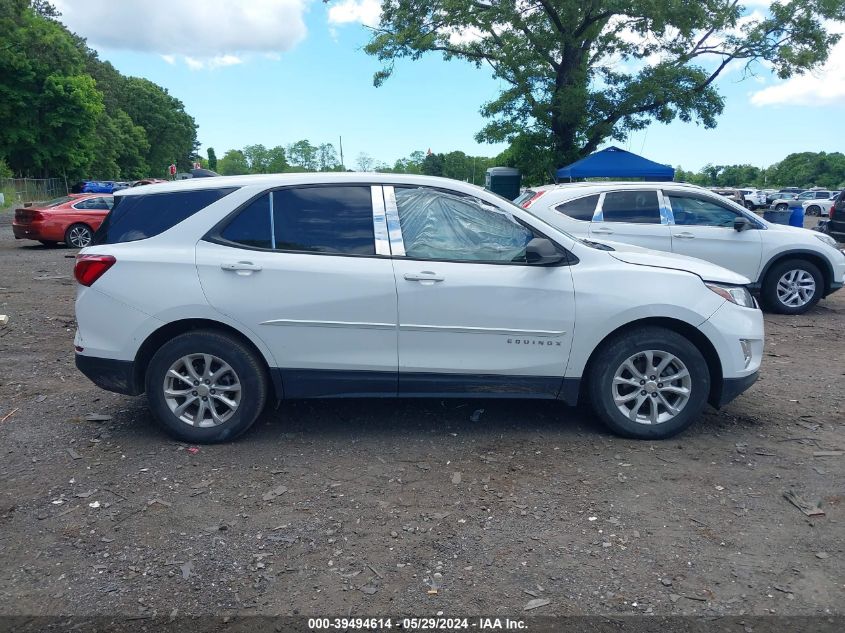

left=394, top=187, right=532, bottom=261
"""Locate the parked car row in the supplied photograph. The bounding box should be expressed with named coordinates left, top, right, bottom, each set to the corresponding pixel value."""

left=70, top=179, right=167, bottom=194
left=516, top=181, right=845, bottom=315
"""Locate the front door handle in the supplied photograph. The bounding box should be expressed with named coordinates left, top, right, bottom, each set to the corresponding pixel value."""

left=592, top=227, right=614, bottom=235
left=674, top=232, right=695, bottom=240
left=404, top=272, right=444, bottom=282
left=220, top=261, right=263, bottom=273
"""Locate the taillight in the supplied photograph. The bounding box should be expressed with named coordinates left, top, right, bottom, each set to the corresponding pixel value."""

left=74, top=254, right=116, bottom=286
left=522, top=191, right=547, bottom=208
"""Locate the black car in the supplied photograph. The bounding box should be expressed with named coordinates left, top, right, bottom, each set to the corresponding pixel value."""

left=829, top=191, right=845, bottom=243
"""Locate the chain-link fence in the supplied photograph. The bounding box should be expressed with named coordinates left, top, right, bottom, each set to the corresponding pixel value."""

left=0, top=177, right=68, bottom=207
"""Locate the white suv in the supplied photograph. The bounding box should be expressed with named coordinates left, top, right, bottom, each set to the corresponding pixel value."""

left=517, top=182, right=845, bottom=314
left=74, top=174, right=763, bottom=443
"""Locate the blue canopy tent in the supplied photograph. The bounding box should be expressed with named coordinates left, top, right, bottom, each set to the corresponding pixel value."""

left=556, top=146, right=674, bottom=181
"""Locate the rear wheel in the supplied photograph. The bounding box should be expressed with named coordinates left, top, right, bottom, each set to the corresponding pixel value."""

left=761, top=258, right=823, bottom=315
left=775, top=203, right=788, bottom=211
left=744, top=200, right=755, bottom=210
left=587, top=327, right=710, bottom=440
left=65, top=223, right=93, bottom=248
left=806, top=205, right=821, bottom=216
left=145, top=330, right=268, bottom=443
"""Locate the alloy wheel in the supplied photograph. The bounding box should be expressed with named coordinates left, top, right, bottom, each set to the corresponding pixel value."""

left=776, top=269, right=816, bottom=308
left=67, top=226, right=92, bottom=248
left=611, top=350, right=692, bottom=425
left=163, top=353, right=242, bottom=427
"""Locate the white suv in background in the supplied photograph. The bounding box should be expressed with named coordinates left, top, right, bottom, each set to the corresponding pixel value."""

left=74, top=174, right=763, bottom=443
left=517, top=182, right=845, bottom=314
left=738, top=188, right=767, bottom=210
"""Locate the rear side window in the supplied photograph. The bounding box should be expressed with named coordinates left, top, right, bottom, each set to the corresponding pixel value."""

left=217, top=185, right=375, bottom=255
left=94, top=188, right=237, bottom=245
left=601, top=191, right=661, bottom=224
left=555, top=194, right=599, bottom=221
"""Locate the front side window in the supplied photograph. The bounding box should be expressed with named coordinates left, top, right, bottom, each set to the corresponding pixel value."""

left=394, top=187, right=534, bottom=262
left=555, top=194, right=599, bottom=221
left=218, top=185, right=375, bottom=255
left=600, top=190, right=661, bottom=224
left=273, top=186, right=375, bottom=255
left=668, top=193, right=739, bottom=227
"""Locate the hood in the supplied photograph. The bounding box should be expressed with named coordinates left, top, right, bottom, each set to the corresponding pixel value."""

left=605, top=246, right=750, bottom=285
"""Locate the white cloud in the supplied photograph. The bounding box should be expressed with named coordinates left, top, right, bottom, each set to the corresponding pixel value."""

left=750, top=23, right=845, bottom=106
left=160, top=55, right=175, bottom=65
left=327, top=0, right=381, bottom=28
left=53, top=0, right=308, bottom=66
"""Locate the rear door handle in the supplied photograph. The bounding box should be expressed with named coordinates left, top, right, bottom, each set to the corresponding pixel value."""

left=404, top=272, right=444, bottom=282
left=674, top=232, right=695, bottom=240
left=220, top=261, right=263, bottom=272
left=592, top=227, right=614, bottom=235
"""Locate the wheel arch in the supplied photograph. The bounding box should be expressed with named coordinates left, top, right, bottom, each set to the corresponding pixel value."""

left=581, top=316, right=724, bottom=408
left=132, top=318, right=282, bottom=401
left=758, top=250, right=833, bottom=296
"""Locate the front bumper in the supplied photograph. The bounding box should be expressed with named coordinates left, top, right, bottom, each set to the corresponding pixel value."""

left=75, top=354, right=141, bottom=396
left=712, top=371, right=759, bottom=408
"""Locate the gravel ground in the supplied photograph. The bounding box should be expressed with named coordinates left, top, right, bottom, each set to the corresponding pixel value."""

left=0, top=211, right=843, bottom=622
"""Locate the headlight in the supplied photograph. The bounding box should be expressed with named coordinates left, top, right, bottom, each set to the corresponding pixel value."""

left=706, top=283, right=755, bottom=308
left=814, top=233, right=838, bottom=248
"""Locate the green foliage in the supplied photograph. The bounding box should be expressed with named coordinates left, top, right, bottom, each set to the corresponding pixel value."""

left=287, top=140, right=319, bottom=171
left=675, top=152, right=845, bottom=189
left=365, top=0, right=844, bottom=172
left=218, top=149, right=249, bottom=176
left=207, top=147, right=218, bottom=171
left=0, top=1, right=198, bottom=180
left=0, top=157, right=12, bottom=178
left=120, top=77, right=198, bottom=176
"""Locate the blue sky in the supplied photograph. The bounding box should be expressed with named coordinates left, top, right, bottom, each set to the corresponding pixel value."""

left=53, top=1, right=845, bottom=172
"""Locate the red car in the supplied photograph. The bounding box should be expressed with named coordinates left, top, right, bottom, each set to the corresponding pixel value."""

left=12, top=193, right=114, bottom=248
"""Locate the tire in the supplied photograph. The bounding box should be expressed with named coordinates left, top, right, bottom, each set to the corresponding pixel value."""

left=65, top=223, right=93, bottom=248
left=761, top=258, right=823, bottom=315
left=775, top=203, right=788, bottom=211
left=145, top=330, right=268, bottom=443
left=744, top=200, right=754, bottom=210
left=38, top=240, right=58, bottom=247
left=587, top=326, right=710, bottom=440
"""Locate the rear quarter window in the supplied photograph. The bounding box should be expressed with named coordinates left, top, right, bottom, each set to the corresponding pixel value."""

left=94, top=188, right=237, bottom=245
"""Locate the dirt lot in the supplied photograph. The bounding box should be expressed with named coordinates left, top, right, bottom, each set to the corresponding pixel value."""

left=0, top=211, right=843, bottom=623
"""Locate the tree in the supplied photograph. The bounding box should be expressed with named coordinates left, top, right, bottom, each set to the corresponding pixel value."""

left=218, top=149, right=249, bottom=175
left=287, top=139, right=318, bottom=170
left=243, top=144, right=271, bottom=173
left=120, top=77, right=198, bottom=175
left=317, top=143, right=340, bottom=171
left=356, top=152, right=374, bottom=172
left=266, top=145, right=288, bottom=173
left=207, top=147, right=217, bottom=171
left=365, top=1, right=844, bottom=175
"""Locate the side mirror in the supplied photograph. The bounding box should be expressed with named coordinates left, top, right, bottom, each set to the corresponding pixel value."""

left=525, top=237, right=565, bottom=265
left=734, top=216, right=751, bottom=232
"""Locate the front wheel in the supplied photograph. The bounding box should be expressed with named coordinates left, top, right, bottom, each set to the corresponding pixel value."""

left=65, top=223, right=93, bottom=248
left=145, top=330, right=268, bottom=443
left=775, top=203, right=788, bottom=211
left=744, top=200, right=755, bottom=210
left=761, top=259, right=823, bottom=314
left=806, top=205, right=820, bottom=217
left=587, top=327, right=710, bottom=440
